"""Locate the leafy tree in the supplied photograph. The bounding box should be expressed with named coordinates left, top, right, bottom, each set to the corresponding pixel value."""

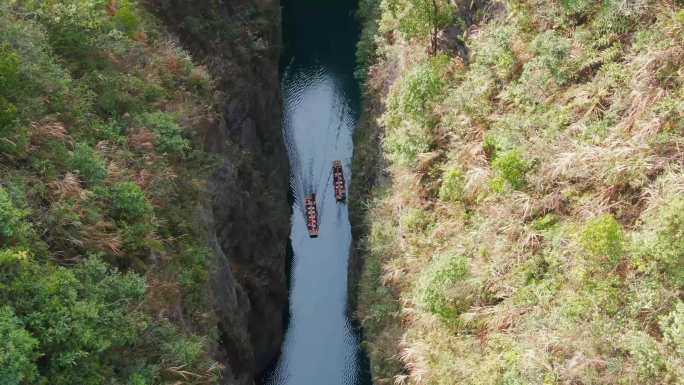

left=1, top=255, right=148, bottom=384
left=0, top=305, right=38, bottom=385
left=386, top=0, right=454, bottom=54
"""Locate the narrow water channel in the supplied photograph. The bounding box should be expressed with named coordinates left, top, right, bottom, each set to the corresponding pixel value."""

left=262, top=0, right=372, bottom=384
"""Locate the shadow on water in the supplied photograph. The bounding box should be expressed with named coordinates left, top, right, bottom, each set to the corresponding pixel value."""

left=259, top=0, right=373, bottom=384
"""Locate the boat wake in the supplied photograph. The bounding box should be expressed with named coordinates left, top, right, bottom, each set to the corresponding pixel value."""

left=282, top=64, right=353, bottom=228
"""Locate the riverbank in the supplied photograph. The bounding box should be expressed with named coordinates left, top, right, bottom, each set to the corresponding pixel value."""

left=351, top=1, right=684, bottom=384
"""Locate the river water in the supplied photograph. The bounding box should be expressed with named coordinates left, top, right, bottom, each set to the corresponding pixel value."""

left=261, top=0, right=372, bottom=384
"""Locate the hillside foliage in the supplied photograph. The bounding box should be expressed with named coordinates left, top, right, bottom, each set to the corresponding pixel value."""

left=354, top=0, right=684, bottom=384
left=0, top=1, right=224, bottom=384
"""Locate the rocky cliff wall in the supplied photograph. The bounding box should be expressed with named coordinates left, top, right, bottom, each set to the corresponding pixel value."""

left=146, top=1, right=289, bottom=384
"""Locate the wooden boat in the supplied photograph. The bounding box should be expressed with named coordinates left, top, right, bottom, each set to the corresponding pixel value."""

left=304, top=194, right=319, bottom=238
left=332, top=160, right=346, bottom=202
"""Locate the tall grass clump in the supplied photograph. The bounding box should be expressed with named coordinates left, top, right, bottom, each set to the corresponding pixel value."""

left=383, top=54, right=450, bottom=166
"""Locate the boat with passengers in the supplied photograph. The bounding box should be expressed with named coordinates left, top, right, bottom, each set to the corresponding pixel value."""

left=304, top=194, right=319, bottom=238
left=332, top=160, right=346, bottom=202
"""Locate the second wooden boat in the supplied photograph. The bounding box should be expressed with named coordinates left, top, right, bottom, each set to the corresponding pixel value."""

left=332, top=160, right=346, bottom=202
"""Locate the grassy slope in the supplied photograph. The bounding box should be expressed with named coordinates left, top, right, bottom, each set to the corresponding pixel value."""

left=0, top=1, right=257, bottom=384
left=353, top=1, right=684, bottom=384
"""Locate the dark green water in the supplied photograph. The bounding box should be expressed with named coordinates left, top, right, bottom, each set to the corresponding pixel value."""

left=262, top=0, right=372, bottom=384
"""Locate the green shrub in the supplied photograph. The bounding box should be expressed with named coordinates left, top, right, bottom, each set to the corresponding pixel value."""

left=161, top=330, right=205, bottom=367
left=531, top=31, right=575, bottom=86
left=68, top=143, right=107, bottom=186
left=138, top=112, right=190, bottom=157
left=0, top=43, right=20, bottom=97
left=89, top=72, right=144, bottom=117
left=531, top=214, right=560, bottom=231
left=382, top=56, right=450, bottom=166
left=93, top=119, right=126, bottom=144
left=109, top=182, right=151, bottom=223
left=633, top=198, right=684, bottom=285
left=0, top=97, right=27, bottom=157
left=579, top=214, right=624, bottom=270
left=482, top=133, right=498, bottom=159
left=400, top=208, right=431, bottom=233
left=0, top=248, right=30, bottom=281
left=660, top=301, right=683, bottom=356
left=111, top=2, right=141, bottom=37
left=149, top=320, right=218, bottom=380
left=0, top=96, right=17, bottom=128
left=472, top=26, right=517, bottom=81
left=449, top=66, right=496, bottom=123
left=0, top=45, right=27, bottom=157
left=120, top=221, right=155, bottom=253
left=560, top=0, right=596, bottom=21
left=385, top=55, right=449, bottom=126
left=591, top=0, right=642, bottom=38
left=383, top=122, right=432, bottom=167
left=0, top=305, right=38, bottom=385
left=0, top=3, right=221, bottom=384
left=491, top=149, right=529, bottom=190
left=626, top=332, right=668, bottom=382
left=439, top=167, right=465, bottom=202
left=500, top=60, right=548, bottom=107
left=654, top=96, right=684, bottom=132
left=142, top=83, right=167, bottom=103
left=178, top=246, right=211, bottom=315
left=488, top=176, right=506, bottom=193
left=0, top=12, right=85, bottom=124
left=417, top=254, right=472, bottom=323
left=0, top=187, right=31, bottom=247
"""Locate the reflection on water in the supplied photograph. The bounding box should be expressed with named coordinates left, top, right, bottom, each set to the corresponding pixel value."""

left=262, top=0, right=372, bottom=384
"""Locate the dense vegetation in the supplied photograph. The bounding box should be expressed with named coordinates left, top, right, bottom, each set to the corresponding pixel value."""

left=353, top=0, right=684, bottom=384
left=0, top=1, right=225, bottom=384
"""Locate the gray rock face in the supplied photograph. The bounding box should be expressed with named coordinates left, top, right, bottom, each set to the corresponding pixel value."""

left=146, top=1, right=289, bottom=384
